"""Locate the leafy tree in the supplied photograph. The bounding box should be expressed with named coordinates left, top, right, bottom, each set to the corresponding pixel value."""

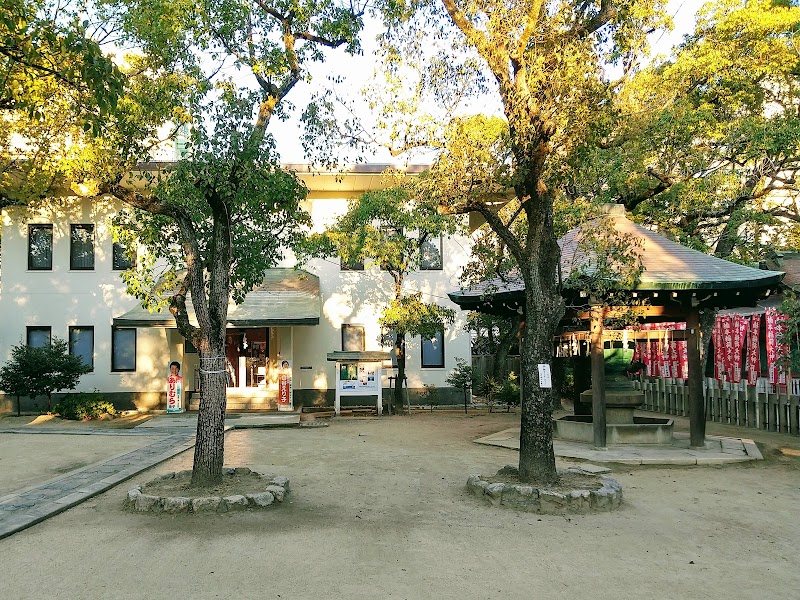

left=103, top=0, right=365, bottom=486
left=371, top=1, right=668, bottom=484
left=304, top=184, right=457, bottom=413
left=0, top=338, right=91, bottom=413
left=445, top=357, right=473, bottom=413
left=571, top=0, right=800, bottom=263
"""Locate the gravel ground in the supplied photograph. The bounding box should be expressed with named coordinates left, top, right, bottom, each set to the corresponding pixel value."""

left=2, top=412, right=799, bottom=600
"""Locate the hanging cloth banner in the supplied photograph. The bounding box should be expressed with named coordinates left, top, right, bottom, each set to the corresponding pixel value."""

left=746, top=314, right=761, bottom=386
left=766, top=308, right=789, bottom=385
left=727, top=314, right=750, bottom=384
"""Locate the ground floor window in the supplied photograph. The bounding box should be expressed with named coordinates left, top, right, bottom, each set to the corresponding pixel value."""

left=342, top=324, right=365, bottom=352
left=69, top=326, right=94, bottom=370
left=112, top=327, right=136, bottom=371
left=421, top=330, right=445, bottom=368
left=27, top=326, right=51, bottom=348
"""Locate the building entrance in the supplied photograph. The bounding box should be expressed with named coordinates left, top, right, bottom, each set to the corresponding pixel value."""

left=225, top=328, right=270, bottom=388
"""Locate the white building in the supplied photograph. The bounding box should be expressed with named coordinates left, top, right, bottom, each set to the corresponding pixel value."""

left=0, top=164, right=471, bottom=414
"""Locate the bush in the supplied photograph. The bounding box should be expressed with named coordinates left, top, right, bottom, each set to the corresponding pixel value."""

left=54, top=393, right=116, bottom=421
left=497, top=372, right=521, bottom=409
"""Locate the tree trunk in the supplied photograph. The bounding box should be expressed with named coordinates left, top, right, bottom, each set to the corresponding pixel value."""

left=517, top=249, right=563, bottom=484
left=393, top=332, right=406, bottom=414
left=191, top=342, right=228, bottom=487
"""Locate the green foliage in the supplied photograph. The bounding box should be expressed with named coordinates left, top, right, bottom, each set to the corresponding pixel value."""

left=445, top=358, right=473, bottom=391
left=569, top=0, right=800, bottom=263
left=496, top=372, right=520, bottom=408
left=0, top=338, right=92, bottom=412
left=53, top=393, right=116, bottom=421
left=780, top=292, right=800, bottom=372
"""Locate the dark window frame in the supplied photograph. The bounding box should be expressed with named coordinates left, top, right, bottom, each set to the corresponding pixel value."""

left=420, top=233, right=443, bottom=271
left=69, top=326, right=94, bottom=371
left=26, top=326, right=52, bottom=348
left=340, top=256, right=365, bottom=271
left=70, top=224, right=95, bottom=270
left=112, top=241, right=136, bottom=270
left=342, top=324, right=366, bottom=352
left=28, top=224, right=53, bottom=271
left=421, top=329, right=445, bottom=369
left=111, top=327, right=137, bottom=372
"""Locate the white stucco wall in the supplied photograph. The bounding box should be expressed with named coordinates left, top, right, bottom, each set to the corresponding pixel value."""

left=0, top=166, right=473, bottom=402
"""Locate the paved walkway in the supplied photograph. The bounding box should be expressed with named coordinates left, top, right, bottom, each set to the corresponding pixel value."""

left=0, top=413, right=302, bottom=540
left=474, top=427, right=763, bottom=465
left=0, top=428, right=196, bottom=540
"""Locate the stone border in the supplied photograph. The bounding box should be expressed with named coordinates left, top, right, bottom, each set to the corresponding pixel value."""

left=466, top=465, right=623, bottom=514
left=124, top=467, right=289, bottom=514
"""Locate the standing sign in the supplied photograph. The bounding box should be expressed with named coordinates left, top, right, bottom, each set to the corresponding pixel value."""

left=278, top=359, right=293, bottom=411
left=166, top=375, right=183, bottom=413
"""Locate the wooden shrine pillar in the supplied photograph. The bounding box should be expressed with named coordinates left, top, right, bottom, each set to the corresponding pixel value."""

left=686, top=308, right=706, bottom=447
left=590, top=303, right=607, bottom=448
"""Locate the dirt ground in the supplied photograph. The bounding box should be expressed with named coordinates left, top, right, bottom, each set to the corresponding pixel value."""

left=2, top=412, right=800, bottom=600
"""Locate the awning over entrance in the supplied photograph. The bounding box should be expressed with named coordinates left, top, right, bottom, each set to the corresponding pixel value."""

left=113, top=268, right=321, bottom=327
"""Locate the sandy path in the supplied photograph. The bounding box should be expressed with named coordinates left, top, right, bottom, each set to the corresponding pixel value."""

left=2, top=413, right=799, bottom=600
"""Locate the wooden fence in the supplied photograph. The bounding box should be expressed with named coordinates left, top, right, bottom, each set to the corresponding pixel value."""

left=471, top=355, right=521, bottom=382
left=634, top=377, right=800, bottom=435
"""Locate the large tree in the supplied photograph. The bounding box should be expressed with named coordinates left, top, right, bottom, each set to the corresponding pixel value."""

left=389, top=2, right=667, bottom=483
left=104, top=0, right=365, bottom=486
left=569, top=0, right=800, bottom=263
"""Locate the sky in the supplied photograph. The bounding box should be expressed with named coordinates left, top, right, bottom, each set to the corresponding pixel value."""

left=249, top=0, right=707, bottom=165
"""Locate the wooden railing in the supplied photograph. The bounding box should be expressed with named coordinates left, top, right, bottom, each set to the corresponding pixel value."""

left=633, top=377, right=800, bottom=435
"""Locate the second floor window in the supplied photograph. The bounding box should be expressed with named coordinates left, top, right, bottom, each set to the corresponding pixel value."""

left=28, top=224, right=53, bottom=270
left=70, top=224, right=95, bottom=270
left=113, top=241, right=136, bottom=270
left=420, top=234, right=443, bottom=270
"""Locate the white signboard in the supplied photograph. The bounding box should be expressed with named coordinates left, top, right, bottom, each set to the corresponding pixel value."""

left=538, top=364, right=552, bottom=389
left=339, top=362, right=379, bottom=394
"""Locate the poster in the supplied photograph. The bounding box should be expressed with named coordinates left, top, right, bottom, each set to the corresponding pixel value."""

left=278, top=359, right=293, bottom=411
left=166, top=362, right=183, bottom=413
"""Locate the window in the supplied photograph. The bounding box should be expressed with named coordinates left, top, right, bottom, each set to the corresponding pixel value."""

left=420, top=234, right=443, bottom=270
left=28, top=225, right=53, bottom=270
left=421, top=329, right=445, bottom=368
left=340, top=256, right=364, bottom=271
left=380, top=227, right=403, bottom=270
left=70, top=224, right=94, bottom=270
left=381, top=330, right=399, bottom=368
left=342, top=324, right=365, bottom=352
left=69, top=326, right=94, bottom=370
left=112, top=242, right=136, bottom=270
left=111, top=327, right=136, bottom=371
left=26, top=326, right=51, bottom=348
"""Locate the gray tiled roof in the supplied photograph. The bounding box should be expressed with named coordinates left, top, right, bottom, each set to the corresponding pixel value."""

left=449, top=208, right=784, bottom=308
left=113, top=268, right=321, bottom=327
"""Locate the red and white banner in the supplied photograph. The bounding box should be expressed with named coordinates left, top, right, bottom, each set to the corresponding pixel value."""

left=278, top=360, right=293, bottom=411
left=746, top=314, right=761, bottom=386
left=766, top=309, right=788, bottom=385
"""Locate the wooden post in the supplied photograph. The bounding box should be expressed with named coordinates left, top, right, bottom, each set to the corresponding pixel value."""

left=590, top=304, right=606, bottom=448
left=687, top=309, right=705, bottom=447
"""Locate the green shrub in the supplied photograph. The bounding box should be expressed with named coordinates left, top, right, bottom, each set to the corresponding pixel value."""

left=54, top=393, right=116, bottom=420
left=497, top=372, right=521, bottom=409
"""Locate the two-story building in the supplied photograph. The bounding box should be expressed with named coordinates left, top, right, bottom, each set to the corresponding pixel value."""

left=0, top=164, right=471, bottom=414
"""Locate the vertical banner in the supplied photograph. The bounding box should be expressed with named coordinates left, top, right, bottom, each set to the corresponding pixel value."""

left=728, top=315, right=750, bottom=384
left=166, top=361, right=183, bottom=413
left=747, top=314, right=761, bottom=386
left=766, top=309, right=788, bottom=386
left=278, top=359, right=293, bottom=411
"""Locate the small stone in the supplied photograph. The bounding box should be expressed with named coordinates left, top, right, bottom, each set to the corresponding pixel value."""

left=124, top=488, right=142, bottom=510
left=234, top=467, right=253, bottom=475
left=466, top=477, right=489, bottom=495
left=191, top=497, right=222, bottom=513
left=247, top=491, right=275, bottom=507
left=222, top=467, right=236, bottom=476
left=497, top=465, right=519, bottom=477
left=270, top=476, right=290, bottom=491
left=216, top=499, right=229, bottom=513
left=265, top=485, right=286, bottom=502
left=539, top=490, right=568, bottom=514
left=162, top=496, right=190, bottom=513
left=135, top=494, right=162, bottom=513
left=224, top=495, right=249, bottom=509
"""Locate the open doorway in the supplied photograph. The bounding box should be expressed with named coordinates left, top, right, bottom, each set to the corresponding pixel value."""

left=225, top=328, right=270, bottom=388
